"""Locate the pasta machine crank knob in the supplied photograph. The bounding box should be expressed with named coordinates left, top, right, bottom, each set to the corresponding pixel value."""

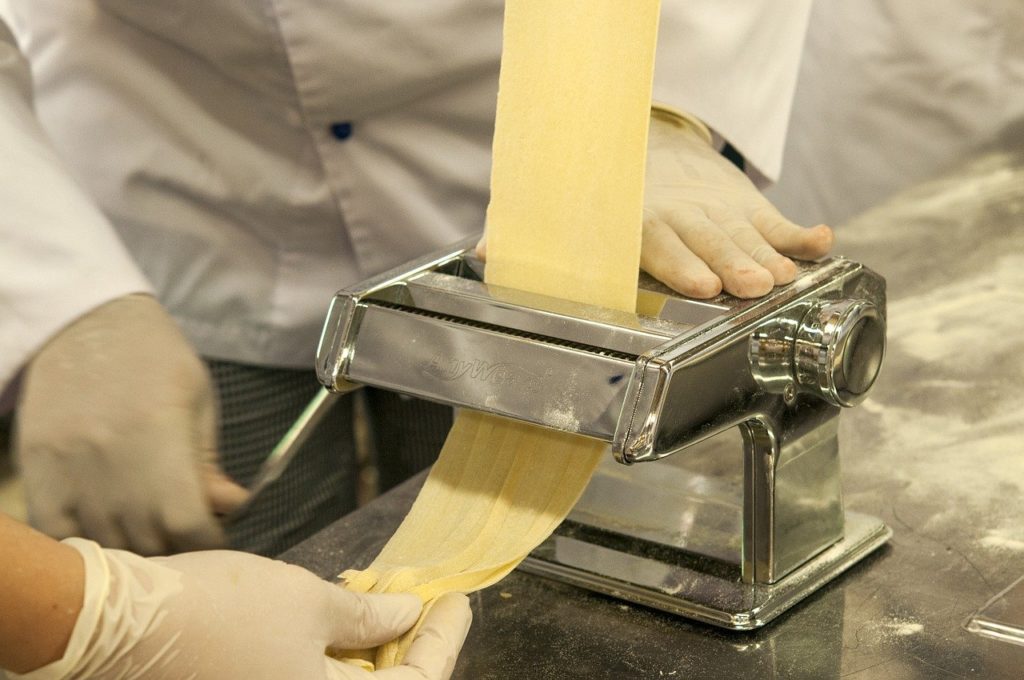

left=750, top=299, right=886, bottom=407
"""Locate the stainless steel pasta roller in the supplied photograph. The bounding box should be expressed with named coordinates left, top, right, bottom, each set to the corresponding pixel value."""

left=315, top=235, right=890, bottom=629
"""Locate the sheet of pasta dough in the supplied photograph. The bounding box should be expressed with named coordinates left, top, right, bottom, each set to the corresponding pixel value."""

left=341, top=0, right=661, bottom=668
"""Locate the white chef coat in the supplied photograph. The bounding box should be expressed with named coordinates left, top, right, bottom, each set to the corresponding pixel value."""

left=765, top=0, right=1024, bottom=227
left=0, top=1, right=812, bottom=393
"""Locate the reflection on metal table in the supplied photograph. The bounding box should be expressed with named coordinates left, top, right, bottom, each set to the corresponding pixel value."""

left=283, top=138, right=1024, bottom=678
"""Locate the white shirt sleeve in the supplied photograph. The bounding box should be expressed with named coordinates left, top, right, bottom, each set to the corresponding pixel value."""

left=0, top=19, right=151, bottom=394
left=655, top=0, right=813, bottom=185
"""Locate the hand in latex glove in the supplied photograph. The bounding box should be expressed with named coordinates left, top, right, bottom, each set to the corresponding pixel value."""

left=11, top=539, right=473, bottom=680
left=15, top=294, right=248, bottom=554
left=641, top=108, right=833, bottom=298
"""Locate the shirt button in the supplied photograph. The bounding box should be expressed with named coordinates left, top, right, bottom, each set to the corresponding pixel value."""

left=330, top=122, right=354, bottom=140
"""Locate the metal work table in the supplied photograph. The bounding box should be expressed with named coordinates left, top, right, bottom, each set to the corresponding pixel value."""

left=283, top=139, right=1024, bottom=678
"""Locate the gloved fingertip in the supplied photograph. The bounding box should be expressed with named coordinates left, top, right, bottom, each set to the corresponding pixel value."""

left=723, top=267, right=774, bottom=298
left=202, top=468, right=251, bottom=515
left=806, top=224, right=835, bottom=257
left=326, top=590, right=423, bottom=650
left=399, top=593, right=473, bottom=680
left=433, top=592, right=473, bottom=633
left=766, top=255, right=798, bottom=285
left=687, top=275, right=724, bottom=299
left=664, top=272, right=720, bottom=299
left=28, top=506, right=80, bottom=542
left=430, top=593, right=473, bottom=655
left=364, top=592, right=423, bottom=633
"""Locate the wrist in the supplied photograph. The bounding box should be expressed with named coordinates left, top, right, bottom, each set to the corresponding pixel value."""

left=0, top=517, right=85, bottom=676
left=9, top=539, right=186, bottom=680
left=5, top=539, right=109, bottom=679
left=651, top=102, right=713, bottom=145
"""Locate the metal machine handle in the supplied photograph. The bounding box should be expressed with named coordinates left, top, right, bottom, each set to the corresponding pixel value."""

left=225, top=382, right=359, bottom=524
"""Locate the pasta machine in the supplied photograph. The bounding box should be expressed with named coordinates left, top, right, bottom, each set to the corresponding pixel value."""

left=314, top=236, right=891, bottom=630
